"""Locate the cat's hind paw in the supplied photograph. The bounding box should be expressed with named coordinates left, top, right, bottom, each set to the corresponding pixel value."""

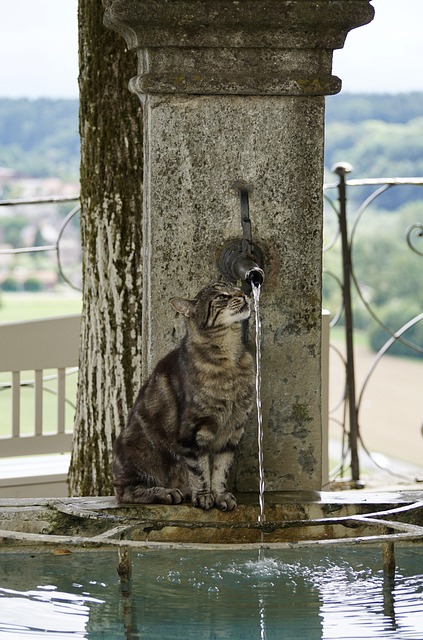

left=192, top=492, right=215, bottom=510
left=215, top=492, right=237, bottom=512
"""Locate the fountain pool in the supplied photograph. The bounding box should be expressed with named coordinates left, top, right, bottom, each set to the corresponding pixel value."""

left=0, top=545, right=422, bottom=639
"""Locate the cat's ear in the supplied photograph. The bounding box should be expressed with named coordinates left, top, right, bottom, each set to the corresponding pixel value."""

left=170, top=297, right=196, bottom=317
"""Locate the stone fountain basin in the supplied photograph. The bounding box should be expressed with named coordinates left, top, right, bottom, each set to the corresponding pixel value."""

left=1, top=491, right=423, bottom=549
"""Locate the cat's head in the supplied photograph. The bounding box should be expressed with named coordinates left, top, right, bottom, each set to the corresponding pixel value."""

left=170, top=282, right=251, bottom=329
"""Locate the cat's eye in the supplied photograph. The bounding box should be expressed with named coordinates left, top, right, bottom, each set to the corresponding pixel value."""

left=215, top=294, right=230, bottom=301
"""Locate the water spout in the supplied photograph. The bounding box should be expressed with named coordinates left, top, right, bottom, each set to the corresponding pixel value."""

left=234, top=254, right=264, bottom=288
left=246, top=265, right=264, bottom=288
left=219, top=245, right=264, bottom=289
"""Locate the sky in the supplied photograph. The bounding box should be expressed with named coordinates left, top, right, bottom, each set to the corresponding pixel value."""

left=0, top=0, right=423, bottom=98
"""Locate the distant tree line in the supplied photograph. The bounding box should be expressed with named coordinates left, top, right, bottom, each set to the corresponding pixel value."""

left=325, top=93, right=423, bottom=211
left=0, top=98, right=79, bottom=181
left=325, top=92, right=423, bottom=124
left=1, top=93, right=423, bottom=188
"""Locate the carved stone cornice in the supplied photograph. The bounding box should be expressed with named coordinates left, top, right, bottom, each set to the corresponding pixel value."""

left=103, top=0, right=374, bottom=95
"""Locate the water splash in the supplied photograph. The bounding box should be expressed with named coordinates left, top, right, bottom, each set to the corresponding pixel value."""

left=252, top=284, right=265, bottom=528
left=259, top=594, right=267, bottom=640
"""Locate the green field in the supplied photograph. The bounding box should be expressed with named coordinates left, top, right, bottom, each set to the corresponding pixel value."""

left=0, top=292, right=82, bottom=323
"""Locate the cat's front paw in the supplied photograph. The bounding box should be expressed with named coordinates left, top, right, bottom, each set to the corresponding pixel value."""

left=154, top=487, right=184, bottom=505
left=215, top=492, right=237, bottom=512
left=192, top=492, right=215, bottom=510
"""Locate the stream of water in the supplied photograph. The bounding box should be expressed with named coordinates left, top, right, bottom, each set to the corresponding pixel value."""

left=252, top=283, right=267, bottom=638
left=252, top=283, right=265, bottom=528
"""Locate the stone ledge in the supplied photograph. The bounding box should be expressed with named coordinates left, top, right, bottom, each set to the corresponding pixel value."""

left=1, top=492, right=422, bottom=548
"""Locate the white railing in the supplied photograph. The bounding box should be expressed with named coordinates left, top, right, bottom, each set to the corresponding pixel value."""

left=0, top=314, right=80, bottom=497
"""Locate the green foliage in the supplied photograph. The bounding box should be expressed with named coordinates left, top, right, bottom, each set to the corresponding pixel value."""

left=23, top=277, right=43, bottom=292
left=0, top=215, right=27, bottom=247
left=323, top=200, right=423, bottom=359
left=325, top=92, right=423, bottom=211
left=1, top=277, right=19, bottom=291
left=0, top=98, right=79, bottom=181
left=326, top=92, right=423, bottom=124
left=368, top=299, right=423, bottom=359
left=326, top=118, right=423, bottom=181
left=351, top=205, right=423, bottom=308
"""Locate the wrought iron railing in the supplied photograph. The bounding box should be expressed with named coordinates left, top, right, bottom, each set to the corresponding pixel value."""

left=0, top=194, right=81, bottom=291
left=324, top=164, right=423, bottom=486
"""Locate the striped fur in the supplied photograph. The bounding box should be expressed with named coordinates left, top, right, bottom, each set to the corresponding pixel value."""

left=113, top=282, right=255, bottom=511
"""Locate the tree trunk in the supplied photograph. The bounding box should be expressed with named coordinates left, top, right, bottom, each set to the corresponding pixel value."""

left=68, top=0, right=143, bottom=496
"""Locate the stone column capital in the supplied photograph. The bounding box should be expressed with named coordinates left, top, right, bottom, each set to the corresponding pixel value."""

left=103, top=0, right=374, bottom=96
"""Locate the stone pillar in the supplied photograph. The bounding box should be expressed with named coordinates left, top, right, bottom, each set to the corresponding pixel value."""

left=103, top=0, right=374, bottom=492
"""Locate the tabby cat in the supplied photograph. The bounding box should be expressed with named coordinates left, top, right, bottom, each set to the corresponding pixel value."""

left=113, top=281, right=255, bottom=511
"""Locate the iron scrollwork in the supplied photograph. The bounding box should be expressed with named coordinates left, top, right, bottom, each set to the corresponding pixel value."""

left=323, top=166, right=423, bottom=486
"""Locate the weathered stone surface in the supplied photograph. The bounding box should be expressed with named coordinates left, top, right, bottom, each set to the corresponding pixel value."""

left=101, top=0, right=375, bottom=493
left=142, top=93, right=323, bottom=490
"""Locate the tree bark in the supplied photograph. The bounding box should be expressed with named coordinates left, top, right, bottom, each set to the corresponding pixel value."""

left=68, top=0, right=143, bottom=496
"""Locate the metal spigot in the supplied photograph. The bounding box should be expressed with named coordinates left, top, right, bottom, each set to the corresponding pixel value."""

left=218, top=182, right=264, bottom=290
left=218, top=242, right=264, bottom=288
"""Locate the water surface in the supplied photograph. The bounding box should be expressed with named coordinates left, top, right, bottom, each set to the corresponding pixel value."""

left=0, top=546, right=422, bottom=639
